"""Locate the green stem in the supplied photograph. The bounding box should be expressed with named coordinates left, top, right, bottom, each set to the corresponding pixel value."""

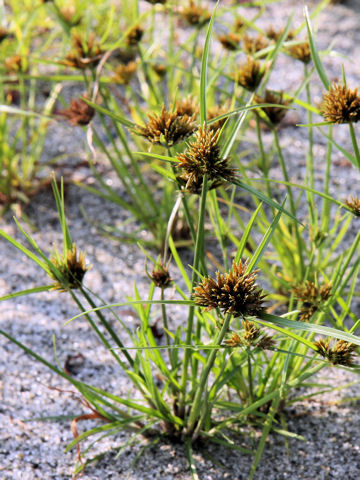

left=349, top=122, right=360, bottom=171
left=247, top=353, right=254, bottom=404
left=178, top=174, right=209, bottom=418
left=161, top=288, right=173, bottom=369
left=185, top=312, right=232, bottom=439
left=273, top=128, right=305, bottom=279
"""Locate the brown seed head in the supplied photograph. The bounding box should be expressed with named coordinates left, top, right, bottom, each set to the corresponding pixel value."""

left=287, top=41, right=311, bottom=64
left=112, top=61, right=137, bottom=85
left=4, top=54, right=25, bottom=73
left=345, top=195, right=360, bottom=217
left=234, top=57, right=264, bottom=92
left=207, top=101, right=231, bottom=132
left=58, top=94, right=95, bottom=126
left=150, top=262, right=172, bottom=289
left=234, top=17, right=245, bottom=32
left=243, top=34, right=268, bottom=56
left=254, top=90, right=290, bottom=127
left=175, top=96, right=199, bottom=118
left=320, top=83, right=360, bottom=124
left=62, top=33, right=103, bottom=69
left=314, top=338, right=358, bottom=366
left=59, top=6, right=82, bottom=27
left=293, top=281, right=332, bottom=321
left=266, top=26, right=295, bottom=42
left=126, top=25, right=144, bottom=46
left=152, top=63, right=167, bottom=78
left=181, top=0, right=211, bottom=28
left=135, top=104, right=197, bottom=147
left=50, top=244, right=89, bottom=291
left=176, top=126, right=235, bottom=193
left=145, top=0, right=167, bottom=3
left=0, top=27, right=12, bottom=43
left=194, top=260, right=267, bottom=318
left=218, top=32, right=241, bottom=51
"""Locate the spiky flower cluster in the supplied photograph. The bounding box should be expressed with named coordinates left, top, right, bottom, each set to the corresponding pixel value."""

left=181, top=0, right=211, bottom=27
left=266, top=26, right=294, bottom=42
left=345, top=195, right=360, bottom=217
left=149, top=262, right=172, bottom=289
left=320, top=83, right=360, bottom=124
left=286, top=41, right=311, bottom=64
left=234, top=57, right=264, bottom=92
left=58, top=95, right=95, bottom=126
left=207, top=102, right=231, bottom=132
left=176, top=126, right=235, bottom=193
left=135, top=104, right=197, bottom=146
left=112, top=61, right=137, bottom=85
left=224, top=320, right=275, bottom=351
left=293, top=281, right=332, bottom=321
left=49, top=244, right=89, bottom=291
left=243, top=34, right=268, bottom=56
left=126, top=26, right=144, bottom=46
left=218, top=32, right=241, bottom=51
left=255, top=90, right=290, bottom=127
left=314, top=339, right=358, bottom=366
left=194, top=260, right=267, bottom=318
left=62, top=33, right=103, bottom=70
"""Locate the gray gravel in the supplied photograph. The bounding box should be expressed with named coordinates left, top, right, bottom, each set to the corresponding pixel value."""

left=1, top=1, right=360, bottom=479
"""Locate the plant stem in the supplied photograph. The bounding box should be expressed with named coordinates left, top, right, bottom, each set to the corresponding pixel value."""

left=178, top=174, right=209, bottom=418
left=349, top=122, right=360, bottom=171
left=185, top=313, right=232, bottom=439
left=273, top=128, right=305, bottom=279
left=247, top=353, right=254, bottom=404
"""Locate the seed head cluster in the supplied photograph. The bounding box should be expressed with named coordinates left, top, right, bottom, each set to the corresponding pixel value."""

left=234, top=57, right=264, bottom=92
left=286, top=41, right=311, bottom=64
left=112, top=61, right=137, bottom=85
left=218, top=32, right=241, bottom=51
left=181, top=0, right=211, bottom=28
left=293, top=281, right=332, bottom=321
left=62, top=33, right=103, bottom=70
left=49, top=244, right=89, bottom=291
left=320, top=83, right=360, bottom=124
left=58, top=95, right=95, bottom=126
left=149, top=262, right=172, bottom=289
left=255, top=90, right=290, bottom=127
left=345, top=195, right=360, bottom=217
left=194, top=260, right=267, bottom=318
left=176, top=126, right=235, bottom=193
left=314, top=339, right=358, bottom=366
left=135, top=104, right=197, bottom=146
left=224, top=320, right=275, bottom=350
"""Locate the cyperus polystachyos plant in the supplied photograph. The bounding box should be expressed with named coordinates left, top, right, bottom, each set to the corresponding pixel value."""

left=1, top=2, right=360, bottom=480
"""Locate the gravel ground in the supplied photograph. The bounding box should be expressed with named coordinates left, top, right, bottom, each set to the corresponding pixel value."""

left=1, top=1, right=360, bottom=479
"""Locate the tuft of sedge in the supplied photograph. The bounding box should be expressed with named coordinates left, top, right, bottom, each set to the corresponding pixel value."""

left=243, top=33, right=268, bottom=56
left=292, top=281, right=332, bottom=322
left=152, top=63, right=167, bottom=79
left=218, top=32, right=241, bottom=51
left=254, top=90, right=290, bottom=127
left=134, top=104, right=197, bottom=147
left=314, top=338, right=358, bottom=366
left=58, top=94, right=95, bottom=126
left=320, top=83, right=360, bottom=124
left=180, top=0, right=211, bottom=28
left=207, top=101, right=231, bottom=132
left=176, top=126, right=235, bottom=194
left=148, top=262, right=172, bottom=289
left=59, top=6, right=82, bottom=27
left=345, top=195, right=360, bottom=217
left=175, top=95, right=199, bottom=118
left=4, top=54, right=25, bottom=74
left=112, top=61, right=137, bottom=85
left=0, top=27, right=12, bottom=43
left=61, top=33, right=103, bottom=70
left=194, top=259, right=267, bottom=318
left=224, top=321, right=274, bottom=350
left=126, top=25, right=144, bottom=47
left=286, top=40, right=311, bottom=64
left=233, top=56, right=264, bottom=92
left=266, top=25, right=295, bottom=42
left=49, top=244, right=89, bottom=291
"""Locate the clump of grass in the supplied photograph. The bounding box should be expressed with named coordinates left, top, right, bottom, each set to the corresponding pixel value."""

left=0, top=2, right=360, bottom=479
